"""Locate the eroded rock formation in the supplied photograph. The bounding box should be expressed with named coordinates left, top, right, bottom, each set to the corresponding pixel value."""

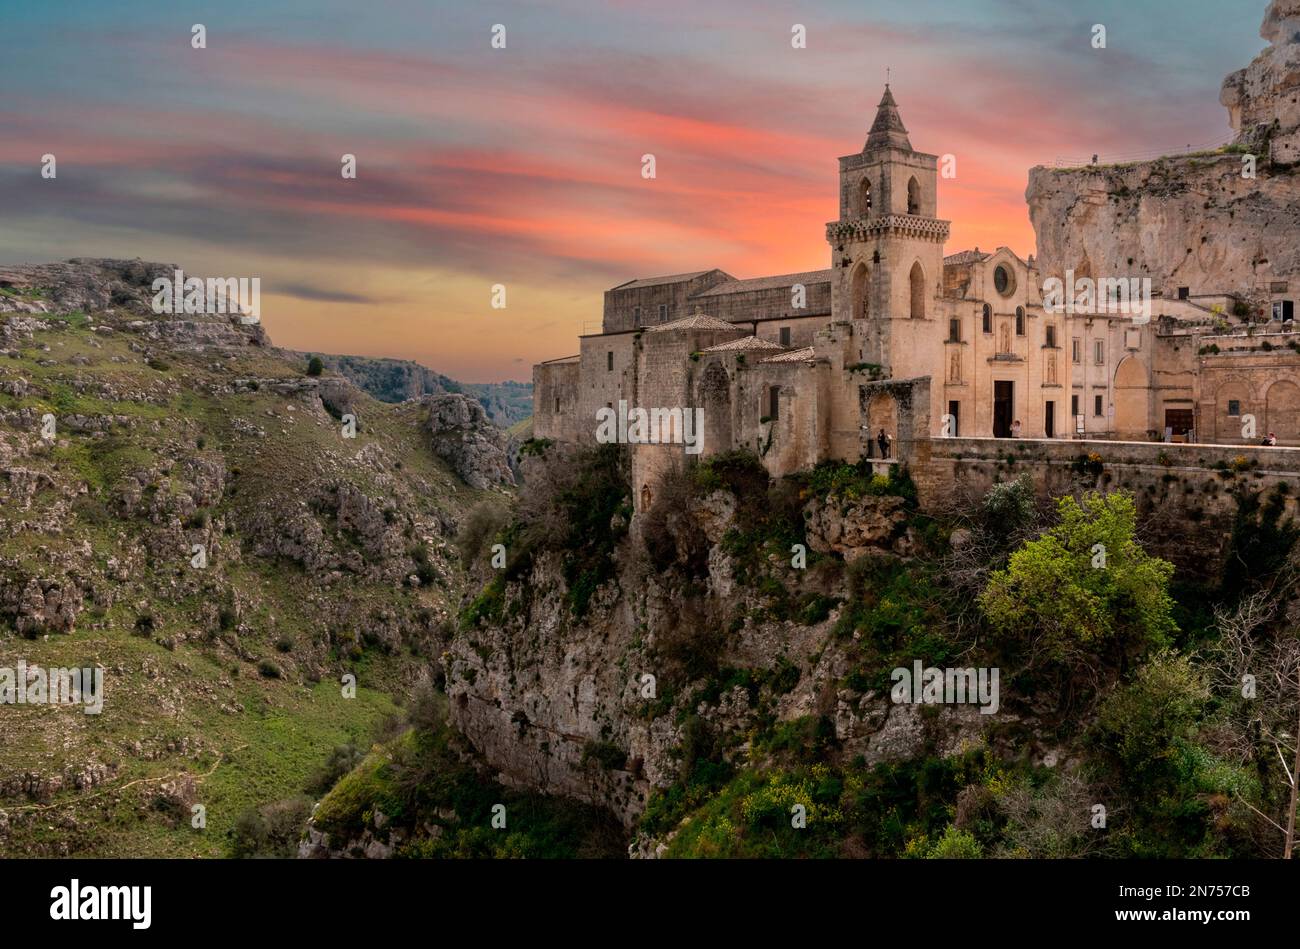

left=425, top=393, right=515, bottom=489
left=1028, top=1, right=1300, bottom=297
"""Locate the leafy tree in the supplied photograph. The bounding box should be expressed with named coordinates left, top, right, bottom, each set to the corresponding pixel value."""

left=1095, top=650, right=1208, bottom=787
left=924, top=825, right=984, bottom=859
left=306, top=355, right=324, bottom=377
left=1091, top=651, right=1246, bottom=856
left=979, top=491, right=1175, bottom=685
left=982, top=473, right=1036, bottom=540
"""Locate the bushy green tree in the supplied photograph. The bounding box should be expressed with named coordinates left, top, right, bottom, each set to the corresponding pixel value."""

left=1091, top=651, right=1249, bottom=856
left=924, top=825, right=984, bottom=859
left=979, top=491, right=1175, bottom=678
left=1095, top=650, right=1208, bottom=785
left=306, top=355, right=324, bottom=376
left=982, top=473, right=1036, bottom=540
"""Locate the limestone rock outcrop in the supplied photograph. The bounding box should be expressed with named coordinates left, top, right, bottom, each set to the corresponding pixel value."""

left=0, top=258, right=268, bottom=348
left=1028, top=1, right=1300, bottom=298
left=425, top=394, right=515, bottom=489
left=1221, top=0, right=1300, bottom=163
left=804, top=493, right=908, bottom=561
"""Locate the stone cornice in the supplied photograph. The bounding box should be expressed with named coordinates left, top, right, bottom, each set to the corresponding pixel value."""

left=826, top=214, right=951, bottom=244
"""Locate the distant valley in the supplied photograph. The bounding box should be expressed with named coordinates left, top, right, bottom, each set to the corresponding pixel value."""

left=296, top=352, right=532, bottom=428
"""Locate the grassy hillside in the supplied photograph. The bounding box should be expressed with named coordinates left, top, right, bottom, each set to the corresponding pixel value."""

left=0, top=289, right=492, bottom=856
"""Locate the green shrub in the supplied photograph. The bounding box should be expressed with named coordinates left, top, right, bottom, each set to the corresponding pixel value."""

left=230, top=796, right=313, bottom=858
left=980, top=491, right=1175, bottom=681
left=924, top=825, right=984, bottom=859
left=582, top=740, right=628, bottom=772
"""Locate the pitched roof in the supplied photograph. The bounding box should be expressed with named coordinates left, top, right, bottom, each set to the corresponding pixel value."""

left=646, top=309, right=739, bottom=333
left=865, top=84, right=912, bottom=151
left=760, top=346, right=816, bottom=363
left=943, top=249, right=989, bottom=266
left=692, top=269, right=834, bottom=297
left=611, top=270, right=717, bottom=291
left=700, top=335, right=786, bottom=353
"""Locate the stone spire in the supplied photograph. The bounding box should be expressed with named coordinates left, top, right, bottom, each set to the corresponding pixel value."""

left=865, top=84, right=912, bottom=151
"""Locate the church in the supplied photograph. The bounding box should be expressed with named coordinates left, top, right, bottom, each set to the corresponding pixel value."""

left=535, top=26, right=1300, bottom=511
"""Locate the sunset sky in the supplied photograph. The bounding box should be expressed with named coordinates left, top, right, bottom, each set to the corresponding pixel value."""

left=0, top=0, right=1268, bottom=381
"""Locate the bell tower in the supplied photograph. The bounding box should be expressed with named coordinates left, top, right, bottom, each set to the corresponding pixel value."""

left=827, top=85, right=949, bottom=378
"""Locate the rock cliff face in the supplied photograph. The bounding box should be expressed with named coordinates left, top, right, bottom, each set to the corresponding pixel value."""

left=1027, top=154, right=1300, bottom=296
left=1027, top=1, right=1300, bottom=294
left=1222, top=0, right=1300, bottom=163
left=425, top=393, right=516, bottom=489
left=445, top=473, right=1005, bottom=843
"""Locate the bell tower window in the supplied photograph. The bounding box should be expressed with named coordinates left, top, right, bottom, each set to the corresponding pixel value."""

left=909, top=261, right=926, bottom=320
left=858, top=178, right=872, bottom=216
left=907, top=176, right=921, bottom=215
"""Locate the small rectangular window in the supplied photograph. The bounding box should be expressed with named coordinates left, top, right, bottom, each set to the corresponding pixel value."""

left=1045, top=325, right=1056, bottom=348
left=1072, top=338, right=1081, bottom=364
left=1015, top=310, right=1025, bottom=336
left=1271, top=281, right=1288, bottom=294
left=768, top=386, right=780, bottom=421
left=779, top=327, right=791, bottom=346
left=1178, top=287, right=1190, bottom=300
left=1094, top=394, right=1104, bottom=417
left=633, top=306, right=641, bottom=324
left=658, top=304, right=668, bottom=321
left=1286, top=301, right=1295, bottom=323
left=554, top=397, right=560, bottom=413
left=1094, top=340, right=1105, bottom=365
left=1071, top=395, right=1079, bottom=417
left=948, top=318, right=961, bottom=343
left=982, top=307, right=992, bottom=334
left=606, top=351, right=613, bottom=372
left=1228, top=399, right=1241, bottom=417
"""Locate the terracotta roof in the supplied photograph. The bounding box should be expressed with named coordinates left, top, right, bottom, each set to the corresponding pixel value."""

left=611, top=270, right=719, bottom=291
left=700, top=336, right=786, bottom=353
left=646, top=310, right=740, bottom=333
left=692, top=269, right=834, bottom=297
left=760, top=346, right=816, bottom=363
left=944, top=249, right=989, bottom=266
